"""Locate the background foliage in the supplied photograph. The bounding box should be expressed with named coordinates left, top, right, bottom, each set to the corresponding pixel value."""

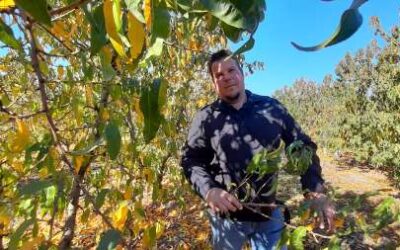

left=275, top=17, right=400, bottom=182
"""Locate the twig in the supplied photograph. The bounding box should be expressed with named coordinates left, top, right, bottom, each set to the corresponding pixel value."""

left=0, top=101, right=46, bottom=119
left=36, top=22, right=74, bottom=53
left=50, top=0, right=91, bottom=19
left=243, top=202, right=283, bottom=208
left=243, top=204, right=333, bottom=240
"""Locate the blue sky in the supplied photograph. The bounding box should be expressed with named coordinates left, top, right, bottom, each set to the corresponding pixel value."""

left=234, top=0, right=399, bottom=96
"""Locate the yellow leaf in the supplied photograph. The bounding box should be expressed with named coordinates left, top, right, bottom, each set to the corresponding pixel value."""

left=57, top=66, right=64, bottom=79
left=155, top=221, right=164, bottom=239
left=85, top=85, right=94, bottom=107
left=100, top=107, right=110, bottom=121
left=196, top=232, right=208, bottom=241
left=123, top=185, right=133, bottom=200
left=127, top=13, right=145, bottom=60
left=112, top=202, right=129, bottom=230
left=38, top=167, right=49, bottom=179
left=74, top=155, right=85, bottom=174
left=196, top=98, right=207, bottom=108
left=12, top=161, right=24, bottom=174
left=51, top=21, right=69, bottom=39
left=188, top=39, right=201, bottom=51
left=334, top=217, right=345, bottom=228
left=10, top=119, right=30, bottom=152
left=0, top=206, right=11, bottom=226
left=143, top=168, right=154, bottom=183
left=20, top=234, right=45, bottom=250
left=0, top=0, right=14, bottom=9
left=300, top=208, right=310, bottom=223
left=144, top=0, right=152, bottom=31
left=168, top=209, right=178, bottom=218
left=132, top=97, right=144, bottom=125
left=103, top=0, right=126, bottom=57
left=305, top=223, right=314, bottom=232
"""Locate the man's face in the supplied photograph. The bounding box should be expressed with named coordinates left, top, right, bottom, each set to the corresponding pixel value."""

left=211, top=58, right=245, bottom=103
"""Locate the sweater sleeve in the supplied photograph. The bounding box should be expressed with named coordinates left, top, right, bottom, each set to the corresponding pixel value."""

left=275, top=101, right=325, bottom=192
left=181, top=110, right=219, bottom=199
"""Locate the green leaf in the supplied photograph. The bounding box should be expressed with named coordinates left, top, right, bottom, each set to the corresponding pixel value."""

left=85, top=4, right=108, bottom=56
left=95, top=189, right=110, bottom=210
left=143, top=38, right=164, bottom=61
left=97, top=229, right=122, bottom=250
left=289, top=226, right=307, bottom=250
left=247, top=141, right=284, bottom=177
left=200, top=0, right=249, bottom=29
left=232, top=36, right=255, bottom=56
left=15, top=0, right=51, bottom=26
left=9, top=219, right=35, bottom=250
left=19, top=179, right=54, bottom=196
left=99, top=47, right=116, bottom=81
left=104, top=121, right=121, bottom=160
left=143, top=225, right=157, bottom=248
left=275, top=228, right=290, bottom=250
left=125, top=0, right=145, bottom=23
left=373, top=197, right=395, bottom=217
left=292, top=8, right=363, bottom=51
left=221, top=22, right=242, bottom=43
left=140, top=78, right=168, bottom=143
left=0, top=19, right=21, bottom=50
left=327, top=236, right=341, bottom=250
left=70, top=138, right=104, bottom=156
left=152, top=7, right=171, bottom=40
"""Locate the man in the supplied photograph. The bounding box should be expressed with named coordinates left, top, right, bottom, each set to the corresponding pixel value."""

left=181, top=50, right=335, bottom=249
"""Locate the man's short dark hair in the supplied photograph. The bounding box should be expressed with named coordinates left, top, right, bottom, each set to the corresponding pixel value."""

left=207, top=49, right=243, bottom=79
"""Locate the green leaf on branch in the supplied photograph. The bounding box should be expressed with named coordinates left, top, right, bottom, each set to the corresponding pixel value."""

left=143, top=37, right=164, bottom=61
left=0, top=19, right=21, bottom=51
left=284, top=140, right=313, bottom=175
left=84, top=4, right=108, bottom=56
left=140, top=78, right=168, bottom=143
left=97, top=229, right=122, bottom=250
left=232, top=36, right=255, bottom=56
left=327, top=236, right=342, bottom=250
left=289, top=226, right=307, bottom=250
left=275, top=228, right=290, bottom=250
left=221, top=22, right=242, bottom=43
left=247, top=141, right=284, bottom=177
left=95, top=189, right=110, bottom=210
left=15, top=0, right=51, bottom=26
left=292, top=8, right=363, bottom=51
left=104, top=121, right=121, bottom=160
left=151, top=7, right=171, bottom=41
left=199, top=0, right=249, bottom=29
left=8, top=219, right=35, bottom=250
left=19, top=179, right=54, bottom=196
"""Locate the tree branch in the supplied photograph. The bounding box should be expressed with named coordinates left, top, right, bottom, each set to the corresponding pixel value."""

left=24, top=15, right=60, bottom=144
left=59, top=84, right=109, bottom=249
left=50, top=0, right=92, bottom=19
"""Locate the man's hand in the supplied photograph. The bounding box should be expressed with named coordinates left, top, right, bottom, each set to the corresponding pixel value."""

left=306, top=192, right=336, bottom=233
left=205, top=188, right=243, bottom=214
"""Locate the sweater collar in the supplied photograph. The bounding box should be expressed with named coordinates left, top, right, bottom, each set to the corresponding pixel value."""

left=211, top=90, right=264, bottom=111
